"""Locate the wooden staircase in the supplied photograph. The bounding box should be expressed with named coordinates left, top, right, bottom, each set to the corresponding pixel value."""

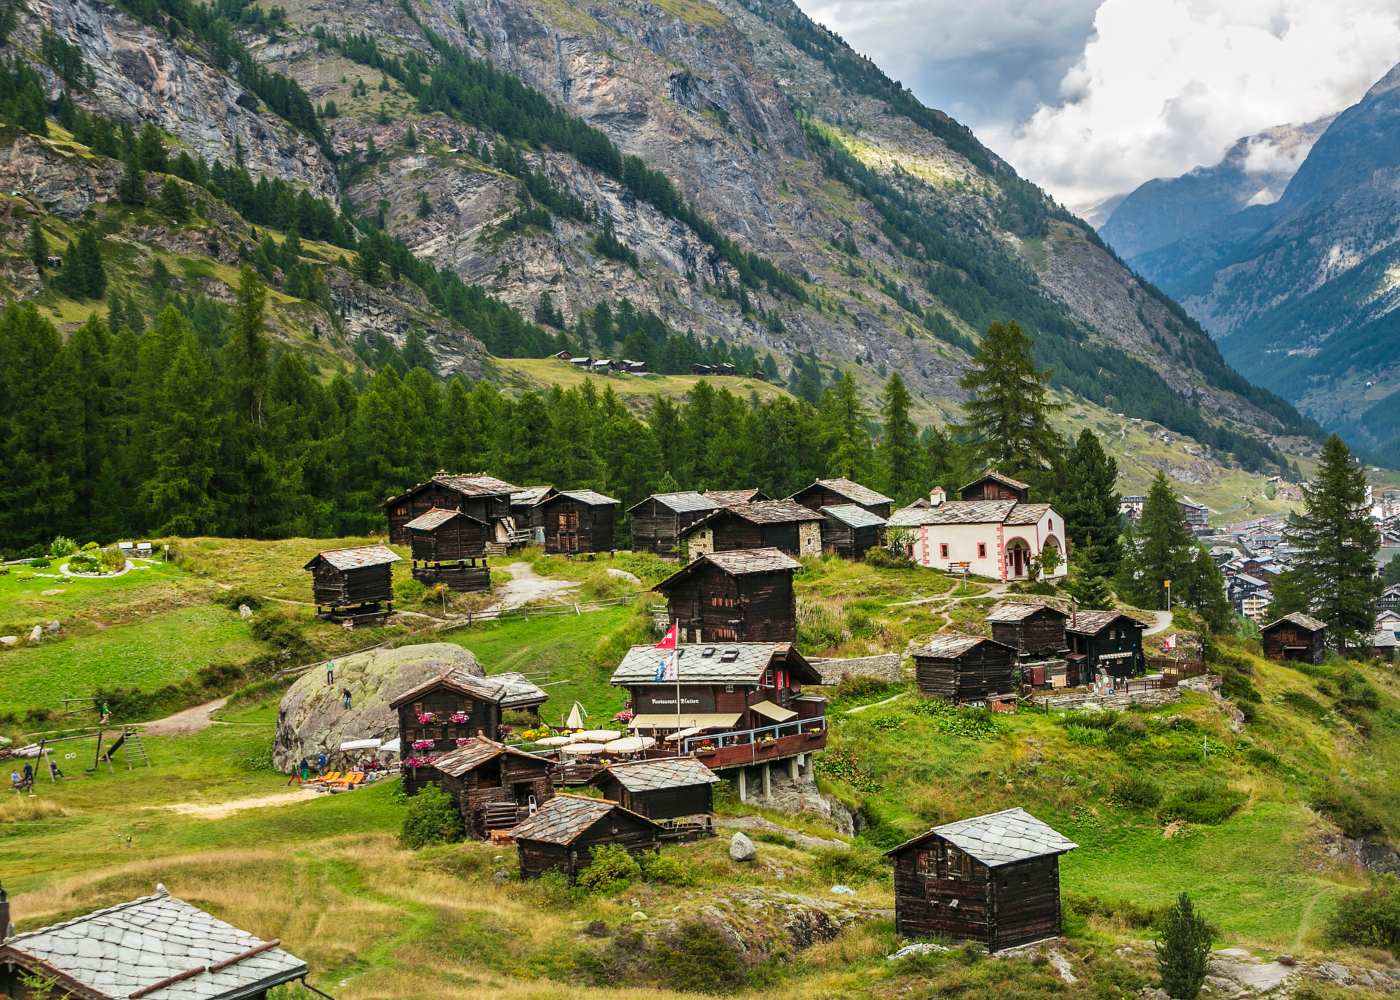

left=481, top=801, right=523, bottom=833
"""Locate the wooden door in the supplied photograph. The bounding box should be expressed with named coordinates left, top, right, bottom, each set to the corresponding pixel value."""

left=556, top=510, right=580, bottom=552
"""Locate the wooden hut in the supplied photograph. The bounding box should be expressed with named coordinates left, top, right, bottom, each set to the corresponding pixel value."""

left=703, top=488, right=770, bottom=506
left=404, top=508, right=490, bottom=592
left=537, top=490, right=619, bottom=554
left=628, top=492, right=721, bottom=555
left=589, top=757, right=719, bottom=821
left=818, top=504, right=887, bottom=559
left=887, top=807, right=1077, bottom=951
left=986, top=602, right=1069, bottom=657
left=653, top=547, right=798, bottom=643
left=303, top=545, right=399, bottom=620
left=1065, top=610, right=1146, bottom=680
left=1261, top=612, right=1327, bottom=663
left=384, top=472, right=519, bottom=545
left=510, top=794, right=661, bottom=881
left=959, top=470, right=1031, bottom=502
left=790, top=477, right=894, bottom=519
left=510, top=486, right=556, bottom=532
left=679, top=500, right=823, bottom=560
left=393, top=669, right=549, bottom=795
left=426, top=738, right=555, bottom=837
left=912, top=634, right=1019, bottom=703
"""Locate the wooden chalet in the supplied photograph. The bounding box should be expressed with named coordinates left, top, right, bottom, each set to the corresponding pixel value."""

left=510, top=486, right=556, bottom=531
left=628, top=491, right=722, bottom=555
left=384, top=472, right=518, bottom=546
left=986, top=602, right=1069, bottom=657
left=589, top=757, right=719, bottom=821
left=680, top=500, right=823, bottom=560
left=424, top=738, right=555, bottom=838
left=0, top=885, right=308, bottom=1000
left=703, top=488, right=770, bottom=506
left=404, top=507, right=490, bottom=592
left=303, top=545, right=399, bottom=620
left=1261, top=612, right=1327, bottom=663
left=887, top=808, right=1077, bottom=952
left=1065, top=610, right=1146, bottom=680
left=510, top=794, right=661, bottom=881
left=393, top=668, right=549, bottom=795
left=818, top=504, right=887, bottom=559
left=912, top=633, right=1019, bottom=703
left=790, top=477, right=895, bottom=519
left=959, top=470, right=1031, bottom=502
left=537, top=490, right=619, bottom=554
left=653, top=547, right=799, bottom=643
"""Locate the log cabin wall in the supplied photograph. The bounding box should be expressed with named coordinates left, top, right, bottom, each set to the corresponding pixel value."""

left=989, top=855, right=1063, bottom=951
left=991, top=611, right=1068, bottom=656
left=892, top=842, right=995, bottom=944
left=311, top=564, right=393, bottom=608
left=914, top=645, right=1017, bottom=702
left=543, top=499, right=617, bottom=554
left=664, top=565, right=796, bottom=643
left=632, top=500, right=715, bottom=555
left=410, top=519, right=488, bottom=562
left=516, top=815, right=660, bottom=880
left=1261, top=623, right=1326, bottom=663
left=1069, top=625, right=1145, bottom=678
left=398, top=692, right=500, bottom=794
left=388, top=484, right=509, bottom=543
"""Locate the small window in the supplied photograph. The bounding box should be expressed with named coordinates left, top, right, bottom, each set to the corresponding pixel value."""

left=940, top=543, right=950, bottom=559
left=977, top=542, right=987, bottom=558
left=1049, top=517, right=1055, bottom=532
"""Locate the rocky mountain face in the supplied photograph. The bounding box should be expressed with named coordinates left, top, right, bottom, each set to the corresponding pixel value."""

left=4, top=0, right=1316, bottom=471
left=1108, top=62, right=1400, bottom=462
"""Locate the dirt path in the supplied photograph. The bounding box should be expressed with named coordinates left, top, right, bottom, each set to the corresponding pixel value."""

left=158, top=787, right=321, bottom=819
left=1144, top=610, right=1174, bottom=636
left=846, top=692, right=908, bottom=715
left=488, top=562, right=579, bottom=611
left=141, top=697, right=228, bottom=736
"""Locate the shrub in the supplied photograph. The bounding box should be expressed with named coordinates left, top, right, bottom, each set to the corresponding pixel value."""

left=641, top=850, right=695, bottom=887
left=28, top=557, right=52, bottom=568
left=577, top=843, right=643, bottom=893
left=1112, top=775, right=1163, bottom=810
left=65, top=553, right=100, bottom=574
left=832, top=675, right=898, bottom=701
left=864, top=545, right=912, bottom=569
left=1156, top=893, right=1213, bottom=999
left=646, top=919, right=749, bottom=993
left=1310, top=789, right=1386, bottom=840
left=1280, top=690, right=1328, bottom=719
left=1325, top=876, right=1400, bottom=954
left=812, top=845, right=887, bottom=886
left=1159, top=782, right=1245, bottom=825
left=99, top=546, right=126, bottom=572
left=399, top=785, right=463, bottom=849
left=249, top=614, right=311, bottom=658
left=48, top=536, right=77, bottom=557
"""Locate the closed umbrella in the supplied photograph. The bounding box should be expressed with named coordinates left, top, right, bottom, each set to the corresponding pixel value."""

left=565, top=702, right=587, bottom=729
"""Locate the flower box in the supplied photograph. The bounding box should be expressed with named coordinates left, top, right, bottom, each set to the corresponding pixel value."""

left=417, top=712, right=438, bottom=725
left=455, top=738, right=471, bottom=748
left=449, top=712, right=470, bottom=724
left=411, top=739, right=434, bottom=751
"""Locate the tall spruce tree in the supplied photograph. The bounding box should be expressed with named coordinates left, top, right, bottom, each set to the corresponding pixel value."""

left=1184, top=547, right=1232, bottom=633
left=819, top=373, right=872, bottom=482
left=877, top=373, right=920, bottom=503
left=955, top=320, right=1062, bottom=491
left=26, top=219, right=47, bottom=274
left=1129, top=472, right=1196, bottom=609
left=1059, top=429, right=1123, bottom=581
left=118, top=144, right=146, bottom=206
left=1275, top=434, right=1380, bottom=650
left=140, top=334, right=220, bottom=534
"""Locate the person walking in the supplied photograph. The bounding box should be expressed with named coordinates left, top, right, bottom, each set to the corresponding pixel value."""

left=341, top=687, right=353, bottom=710
left=99, top=701, right=111, bottom=724
left=316, top=751, right=327, bottom=775
left=21, top=763, right=33, bottom=791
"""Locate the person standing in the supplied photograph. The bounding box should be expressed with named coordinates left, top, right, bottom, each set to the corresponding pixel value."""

left=341, top=687, right=353, bottom=710
left=326, top=661, right=335, bottom=686
left=316, top=751, right=327, bottom=775
left=21, top=763, right=33, bottom=791
left=48, top=759, right=62, bottom=781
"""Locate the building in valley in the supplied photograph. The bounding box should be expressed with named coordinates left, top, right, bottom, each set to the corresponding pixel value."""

left=653, top=547, right=798, bottom=643
left=510, top=795, right=661, bottom=881
left=303, top=544, right=400, bottom=620
left=421, top=737, right=555, bottom=838
left=589, top=757, right=720, bottom=824
left=404, top=507, right=491, bottom=592
left=818, top=504, right=888, bottom=559
left=679, top=500, right=823, bottom=560
left=790, top=477, right=895, bottom=519
left=1065, top=611, right=1146, bottom=680
left=536, top=490, right=619, bottom=554
left=628, top=492, right=722, bottom=556
left=887, top=808, right=1077, bottom=951
left=510, top=485, right=556, bottom=533
left=888, top=489, right=1067, bottom=582
left=1261, top=612, right=1327, bottom=663
left=959, top=471, right=1031, bottom=502
left=986, top=602, right=1069, bottom=657
left=384, top=472, right=519, bottom=546
left=911, top=634, right=1019, bottom=704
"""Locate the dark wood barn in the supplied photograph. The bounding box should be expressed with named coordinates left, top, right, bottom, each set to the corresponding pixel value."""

left=912, top=634, right=1019, bottom=703
left=703, top=488, right=771, bottom=506
left=628, top=492, right=721, bottom=555
left=790, top=477, right=894, bottom=519
left=384, top=472, right=518, bottom=545
left=959, top=470, right=1031, bottom=502
left=404, top=507, right=490, bottom=592
left=538, top=490, right=619, bottom=554
left=1261, top=612, right=1327, bottom=663
left=1065, top=610, right=1146, bottom=680
left=679, top=500, right=824, bottom=560
left=653, top=547, right=799, bottom=643
left=511, top=486, right=556, bottom=531
left=303, top=545, right=400, bottom=618
left=887, top=807, right=1077, bottom=952
left=393, top=668, right=549, bottom=795
left=426, top=738, right=555, bottom=837
left=986, top=602, right=1069, bottom=656
left=818, top=504, right=887, bottom=559
left=510, top=794, right=661, bottom=881
left=589, top=757, right=719, bottom=821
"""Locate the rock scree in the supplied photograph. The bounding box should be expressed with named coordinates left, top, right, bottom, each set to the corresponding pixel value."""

left=273, top=642, right=484, bottom=772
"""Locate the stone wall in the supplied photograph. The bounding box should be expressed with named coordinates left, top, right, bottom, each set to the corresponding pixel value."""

left=808, top=653, right=903, bottom=686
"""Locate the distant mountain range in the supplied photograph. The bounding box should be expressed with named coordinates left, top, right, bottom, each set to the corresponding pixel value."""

left=1100, top=63, right=1400, bottom=463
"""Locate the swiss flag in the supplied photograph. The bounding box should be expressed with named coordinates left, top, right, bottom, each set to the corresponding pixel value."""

left=656, top=622, right=679, bottom=650
left=1163, top=633, right=1177, bottom=651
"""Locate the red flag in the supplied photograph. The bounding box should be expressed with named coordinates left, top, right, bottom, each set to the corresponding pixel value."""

left=656, top=622, right=678, bottom=650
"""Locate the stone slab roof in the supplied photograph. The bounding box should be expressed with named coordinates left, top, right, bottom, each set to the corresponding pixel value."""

left=390, top=669, right=548, bottom=710
left=594, top=757, right=719, bottom=793
left=703, top=489, right=767, bottom=506
left=985, top=601, right=1068, bottom=624
left=547, top=489, right=619, bottom=507
left=430, top=737, right=550, bottom=778
left=910, top=633, right=1012, bottom=659
left=889, top=500, right=1019, bottom=526
left=303, top=545, right=400, bottom=571
left=509, top=795, right=656, bottom=846
left=655, top=548, right=799, bottom=592
left=821, top=504, right=888, bottom=529
left=386, top=473, right=519, bottom=506
left=629, top=492, right=720, bottom=515
left=1265, top=611, right=1326, bottom=633
left=1004, top=503, right=1052, bottom=526
left=888, top=807, right=1077, bottom=867
left=403, top=508, right=486, bottom=532
left=0, top=889, right=306, bottom=1000
left=1065, top=610, right=1145, bottom=636
left=610, top=643, right=818, bottom=685
left=961, top=470, right=1030, bottom=493
left=720, top=500, right=824, bottom=525
left=802, top=478, right=893, bottom=507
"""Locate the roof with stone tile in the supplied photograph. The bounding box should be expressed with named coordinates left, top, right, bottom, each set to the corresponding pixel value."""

left=887, top=807, right=1077, bottom=867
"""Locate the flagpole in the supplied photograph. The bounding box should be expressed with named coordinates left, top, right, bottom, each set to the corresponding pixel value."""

left=675, top=648, right=681, bottom=739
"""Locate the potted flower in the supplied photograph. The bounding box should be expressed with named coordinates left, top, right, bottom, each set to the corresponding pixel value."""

left=450, top=711, right=470, bottom=724
left=694, top=741, right=716, bottom=757
left=417, top=712, right=438, bottom=725
left=613, top=708, right=635, bottom=724
left=455, top=737, right=471, bottom=748
left=411, top=739, right=435, bottom=752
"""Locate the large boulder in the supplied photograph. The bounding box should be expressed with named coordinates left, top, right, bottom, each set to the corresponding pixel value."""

left=272, top=642, right=484, bottom=772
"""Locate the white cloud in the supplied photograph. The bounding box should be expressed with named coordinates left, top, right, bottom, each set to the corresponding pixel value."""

left=986, top=0, right=1400, bottom=210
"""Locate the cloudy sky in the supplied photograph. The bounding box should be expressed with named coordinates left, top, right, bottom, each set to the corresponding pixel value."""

left=795, top=0, right=1400, bottom=213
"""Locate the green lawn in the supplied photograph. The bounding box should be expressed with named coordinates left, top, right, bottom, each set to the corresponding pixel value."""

left=0, top=558, right=199, bottom=636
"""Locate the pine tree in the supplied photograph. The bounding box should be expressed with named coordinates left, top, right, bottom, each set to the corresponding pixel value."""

left=403, top=124, right=417, bottom=149
left=140, top=334, right=220, bottom=534
left=819, top=373, right=872, bottom=482
left=877, top=373, right=919, bottom=503
left=1156, top=893, right=1212, bottom=1000
left=1279, top=434, right=1381, bottom=650
left=1065, top=572, right=1114, bottom=610
left=26, top=219, right=47, bottom=274
left=157, top=179, right=189, bottom=222
left=54, top=229, right=105, bottom=299
left=118, top=144, right=146, bottom=206
left=416, top=190, right=431, bottom=219
left=1131, top=472, right=1196, bottom=609
left=955, top=320, right=1062, bottom=491
left=1059, top=429, right=1123, bottom=580
left=1184, top=547, right=1232, bottom=633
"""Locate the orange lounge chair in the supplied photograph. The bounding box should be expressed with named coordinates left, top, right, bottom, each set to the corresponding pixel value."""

left=313, top=771, right=342, bottom=785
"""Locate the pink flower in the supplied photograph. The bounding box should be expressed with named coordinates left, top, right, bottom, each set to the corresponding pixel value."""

left=455, top=738, right=471, bottom=747
left=417, top=712, right=437, bottom=724
left=450, top=711, right=470, bottom=724
left=411, top=739, right=434, bottom=751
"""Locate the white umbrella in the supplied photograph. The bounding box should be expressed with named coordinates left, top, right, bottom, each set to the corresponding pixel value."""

left=602, top=736, right=654, bottom=753
left=339, top=738, right=382, bottom=752
left=576, top=729, right=622, bottom=742
left=534, top=735, right=573, bottom=747
left=565, top=702, right=587, bottom=729
left=380, top=737, right=401, bottom=755
left=561, top=742, right=607, bottom=755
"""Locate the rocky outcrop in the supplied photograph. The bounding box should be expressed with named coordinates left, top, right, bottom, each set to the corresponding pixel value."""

left=741, top=767, right=856, bottom=836
left=272, top=642, right=484, bottom=771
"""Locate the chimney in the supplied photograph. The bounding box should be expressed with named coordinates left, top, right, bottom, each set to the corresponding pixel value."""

left=928, top=487, right=946, bottom=507
left=1, top=882, right=11, bottom=940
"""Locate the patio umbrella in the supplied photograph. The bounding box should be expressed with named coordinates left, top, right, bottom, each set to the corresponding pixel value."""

left=533, top=735, right=573, bottom=747
left=561, top=742, right=607, bottom=755
left=576, top=729, right=622, bottom=742
left=565, top=702, right=587, bottom=729
left=602, top=736, right=654, bottom=754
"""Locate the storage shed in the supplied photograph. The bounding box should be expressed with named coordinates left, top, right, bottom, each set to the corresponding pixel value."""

left=589, top=757, right=719, bottom=821
left=404, top=507, right=490, bottom=592
left=510, top=486, right=556, bottom=531
left=537, top=490, right=619, bottom=554
left=818, top=504, right=887, bottom=559
left=1261, top=612, right=1327, bottom=663
left=510, top=794, right=661, bottom=881
left=653, top=547, right=799, bottom=643
left=303, top=545, right=400, bottom=618
left=703, top=488, right=770, bottom=506
left=986, top=602, right=1069, bottom=657
left=426, top=737, right=555, bottom=838
left=628, top=492, right=721, bottom=555
left=912, top=634, right=1019, bottom=703
left=680, top=500, right=823, bottom=560
left=959, top=470, right=1031, bottom=502
left=384, top=472, right=518, bottom=545
left=790, top=478, right=894, bottom=519
left=1065, top=610, right=1146, bottom=680
left=887, top=807, right=1077, bottom=951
